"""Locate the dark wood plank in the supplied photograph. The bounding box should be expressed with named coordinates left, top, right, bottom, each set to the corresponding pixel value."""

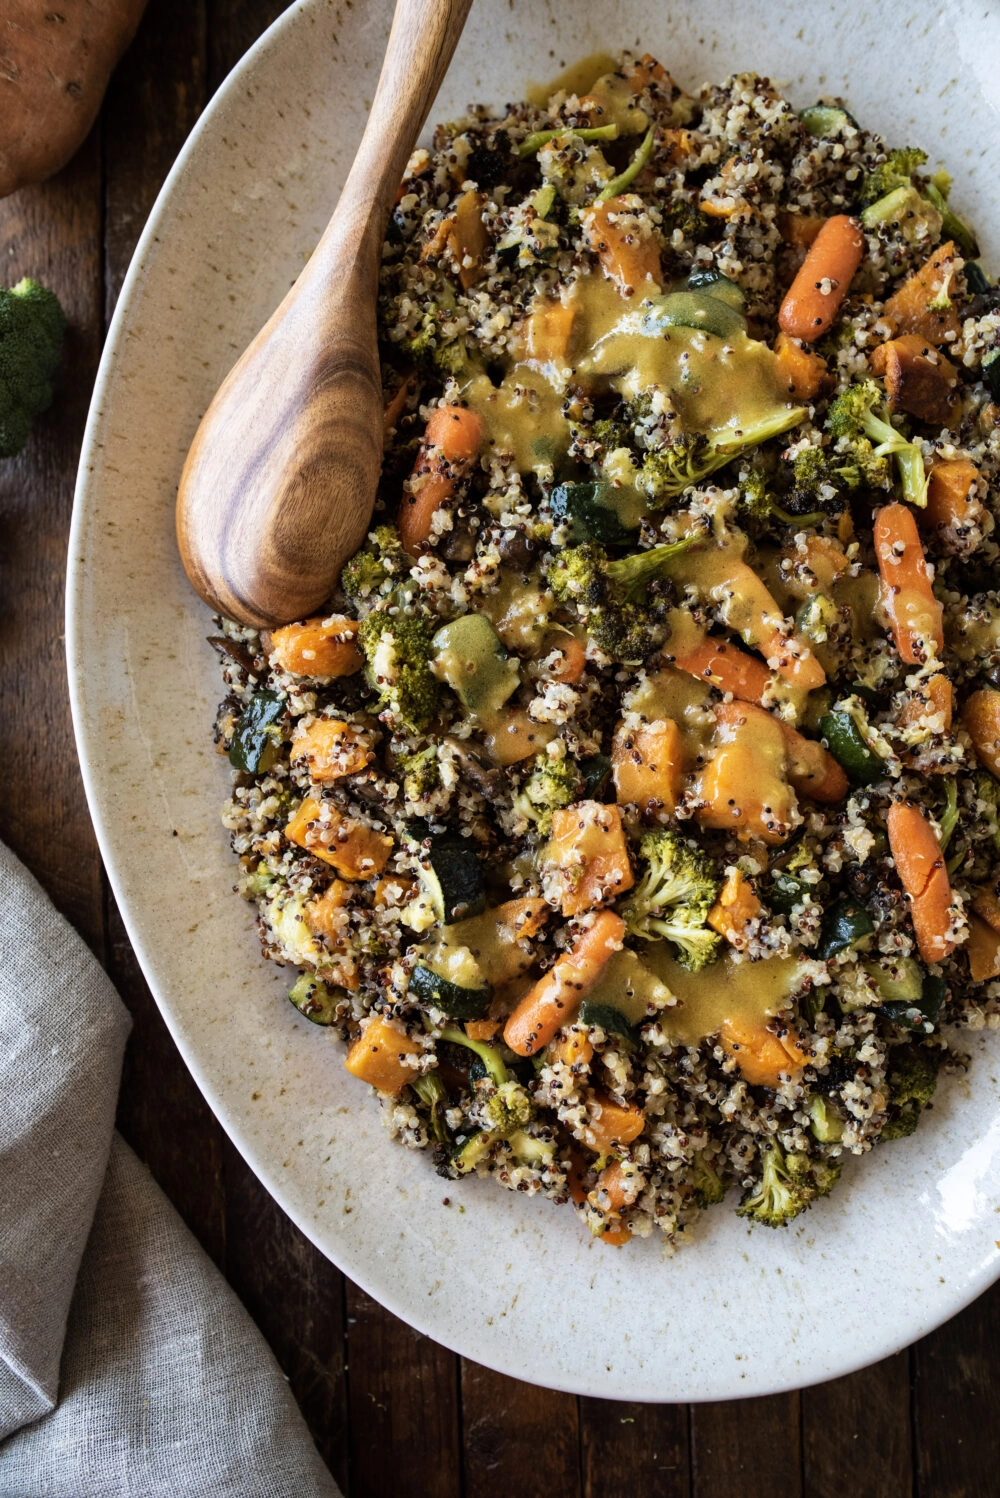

left=206, top=0, right=288, bottom=92
left=914, top=1283, right=1000, bottom=1498
left=101, top=0, right=207, bottom=318
left=346, top=1284, right=461, bottom=1498
left=222, top=1136, right=350, bottom=1493
left=802, top=1352, right=912, bottom=1498
left=461, top=1363, right=581, bottom=1498
left=580, top=1399, right=689, bottom=1498
left=691, top=1393, right=802, bottom=1498
left=0, top=143, right=106, bottom=954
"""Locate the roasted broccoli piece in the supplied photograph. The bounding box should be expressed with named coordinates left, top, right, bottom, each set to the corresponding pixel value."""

left=547, top=536, right=701, bottom=664
left=738, top=466, right=826, bottom=533
left=621, top=828, right=722, bottom=971
left=637, top=407, right=806, bottom=507
left=826, top=380, right=927, bottom=507
left=924, top=170, right=979, bottom=259
left=483, top=1078, right=534, bottom=1136
left=690, top=1151, right=727, bottom=1208
left=882, top=1044, right=940, bottom=1140
left=438, top=1024, right=509, bottom=1086
left=397, top=745, right=441, bottom=811
left=0, top=277, right=66, bottom=459
left=974, top=771, right=1000, bottom=856
left=513, top=753, right=581, bottom=836
left=860, top=147, right=928, bottom=206
left=737, top=1141, right=841, bottom=1227
left=788, top=441, right=889, bottom=509
left=341, top=524, right=410, bottom=605
left=411, top=1071, right=450, bottom=1144
left=357, top=606, right=441, bottom=732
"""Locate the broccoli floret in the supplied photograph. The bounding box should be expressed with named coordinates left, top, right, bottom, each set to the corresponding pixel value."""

left=513, top=753, right=581, bottom=836
left=826, top=380, right=927, bottom=507
left=547, top=536, right=701, bottom=664
left=737, top=1142, right=819, bottom=1228
left=860, top=147, right=928, bottom=206
left=0, top=278, right=66, bottom=459
left=690, top=1151, right=727, bottom=1208
left=788, top=442, right=889, bottom=510
left=483, top=1078, right=534, bottom=1137
left=411, top=1072, right=450, bottom=1144
left=357, top=607, right=441, bottom=732
left=397, top=745, right=441, bottom=810
left=341, top=524, right=410, bottom=605
left=882, top=1044, right=940, bottom=1140
left=974, top=771, right=1000, bottom=856
left=621, top=828, right=722, bottom=971
left=637, top=407, right=806, bottom=507
left=860, top=184, right=943, bottom=244
left=738, top=465, right=826, bottom=534
left=438, top=1024, right=509, bottom=1086
left=924, top=171, right=979, bottom=260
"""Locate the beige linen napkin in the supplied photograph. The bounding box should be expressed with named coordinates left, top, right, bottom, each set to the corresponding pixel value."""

left=0, top=841, right=341, bottom=1496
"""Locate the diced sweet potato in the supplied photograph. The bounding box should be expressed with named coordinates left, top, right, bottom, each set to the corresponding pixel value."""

left=971, top=886, right=1000, bottom=933
left=582, top=195, right=662, bottom=293
left=449, top=189, right=489, bottom=290
left=582, top=1094, right=645, bottom=1154
left=526, top=297, right=576, bottom=364
left=305, top=881, right=359, bottom=989
left=696, top=702, right=798, bottom=846
left=869, top=334, right=961, bottom=428
left=718, top=1016, right=807, bottom=1086
left=774, top=331, right=827, bottom=400
left=291, top=718, right=373, bottom=783
left=962, top=688, right=1000, bottom=780
left=925, top=459, right=983, bottom=542
left=611, top=718, right=685, bottom=813
left=708, top=868, right=763, bottom=949
left=345, top=1015, right=423, bottom=1094
left=545, top=801, right=635, bottom=916
left=285, top=796, right=393, bottom=880
left=967, top=914, right=1000, bottom=984
left=884, top=241, right=962, bottom=345
left=777, top=212, right=826, bottom=249
left=264, top=616, right=363, bottom=678
left=897, top=673, right=953, bottom=733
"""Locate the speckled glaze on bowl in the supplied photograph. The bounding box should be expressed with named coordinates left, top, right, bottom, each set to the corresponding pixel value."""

left=68, top=0, right=1000, bottom=1400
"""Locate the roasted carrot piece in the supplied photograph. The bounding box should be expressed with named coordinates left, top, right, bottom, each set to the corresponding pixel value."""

left=884, top=241, right=962, bottom=345
left=779, top=721, right=849, bottom=804
left=719, top=557, right=826, bottom=693
left=778, top=214, right=865, bottom=342
left=774, top=331, right=828, bottom=400
left=886, top=800, right=957, bottom=964
left=581, top=195, right=662, bottom=293
left=873, top=503, right=944, bottom=665
left=265, top=615, right=363, bottom=678
left=708, top=868, right=763, bottom=949
left=503, top=910, right=626, bottom=1057
left=449, top=189, right=490, bottom=290
left=869, top=334, right=961, bottom=428
left=672, top=637, right=771, bottom=705
left=611, top=719, right=685, bottom=814
left=582, top=1093, right=645, bottom=1155
left=962, top=688, right=1000, bottom=779
left=718, top=1016, right=807, bottom=1087
left=594, top=1159, right=630, bottom=1212
left=345, top=1015, right=423, bottom=1094
left=897, top=673, right=953, bottom=734
left=925, top=458, right=982, bottom=538
left=545, top=630, right=588, bottom=684
left=967, top=915, right=1000, bottom=983
left=399, top=404, right=483, bottom=556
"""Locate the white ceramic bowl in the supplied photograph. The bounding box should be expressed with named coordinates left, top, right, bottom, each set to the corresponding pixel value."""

left=68, top=0, right=1000, bottom=1400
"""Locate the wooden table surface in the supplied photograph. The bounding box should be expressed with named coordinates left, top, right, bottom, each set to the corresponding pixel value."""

left=1, top=3, right=998, bottom=1492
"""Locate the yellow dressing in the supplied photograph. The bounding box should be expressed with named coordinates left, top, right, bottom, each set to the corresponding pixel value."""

left=644, top=949, right=806, bottom=1046
left=525, top=53, right=619, bottom=108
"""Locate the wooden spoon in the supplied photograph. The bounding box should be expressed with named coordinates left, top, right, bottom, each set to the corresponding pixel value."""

left=176, top=0, right=474, bottom=628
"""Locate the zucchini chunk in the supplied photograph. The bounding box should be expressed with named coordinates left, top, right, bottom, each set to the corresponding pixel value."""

left=229, top=690, right=284, bottom=773
left=432, top=614, right=521, bottom=716
left=410, top=961, right=492, bottom=1020
left=288, top=972, right=341, bottom=1025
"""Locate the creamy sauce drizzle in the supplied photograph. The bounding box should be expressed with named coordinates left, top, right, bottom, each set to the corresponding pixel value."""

left=644, top=949, right=806, bottom=1046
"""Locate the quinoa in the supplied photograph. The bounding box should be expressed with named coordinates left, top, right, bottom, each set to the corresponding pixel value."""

left=214, top=54, right=1000, bottom=1246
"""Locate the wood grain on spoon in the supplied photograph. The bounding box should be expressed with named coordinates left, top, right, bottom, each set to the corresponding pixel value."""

left=176, top=0, right=474, bottom=628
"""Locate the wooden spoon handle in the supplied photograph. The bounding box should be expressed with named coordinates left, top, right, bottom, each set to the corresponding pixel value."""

left=176, top=0, right=473, bottom=628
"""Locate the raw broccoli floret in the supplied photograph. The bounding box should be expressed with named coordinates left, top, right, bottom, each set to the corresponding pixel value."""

left=547, top=535, right=701, bottom=664
left=881, top=1044, right=940, bottom=1140
left=826, top=379, right=927, bottom=506
left=621, top=828, right=722, bottom=971
left=341, top=524, right=410, bottom=605
left=860, top=147, right=928, bottom=206
left=357, top=607, right=441, bottom=732
left=513, top=753, right=581, bottom=836
left=736, top=1142, right=840, bottom=1227
left=0, top=278, right=66, bottom=459
left=483, top=1078, right=534, bottom=1137
left=637, top=407, right=806, bottom=507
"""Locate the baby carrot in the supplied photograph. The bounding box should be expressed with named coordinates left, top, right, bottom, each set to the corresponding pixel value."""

left=963, top=688, right=1000, bottom=779
left=672, top=637, right=771, bottom=705
left=398, top=404, right=482, bottom=556
left=873, top=503, right=944, bottom=665
left=886, top=800, right=957, bottom=965
left=778, top=214, right=865, bottom=343
left=503, top=910, right=625, bottom=1057
left=778, top=721, right=849, bottom=804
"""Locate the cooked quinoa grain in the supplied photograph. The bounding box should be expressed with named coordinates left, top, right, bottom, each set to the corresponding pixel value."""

left=215, top=54, right=1000, bottom=1246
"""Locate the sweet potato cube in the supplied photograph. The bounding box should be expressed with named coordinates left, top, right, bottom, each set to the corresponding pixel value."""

left=265, top=615, right=363, bottom=678
left=291, top=718, right=373, bottom=783
left=285, top=796, right=393, bottom=880
left=870, top=335, right=960, bottom=428
left=708, top=868, right=764, bottom=949
left=345, top=1015, right=423, bottom=1094
left=884, top=241, right=962, bottom=345
left=611, top=718, right=685, bottom=813
left=545, top=801, right=635, bottom=916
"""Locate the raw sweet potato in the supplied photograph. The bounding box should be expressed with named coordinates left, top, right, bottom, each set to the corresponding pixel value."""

left=1, top=0, right=148, bottom=198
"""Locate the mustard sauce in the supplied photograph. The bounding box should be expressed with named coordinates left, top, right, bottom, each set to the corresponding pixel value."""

left=645, top=949, right=806, bottom=1046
